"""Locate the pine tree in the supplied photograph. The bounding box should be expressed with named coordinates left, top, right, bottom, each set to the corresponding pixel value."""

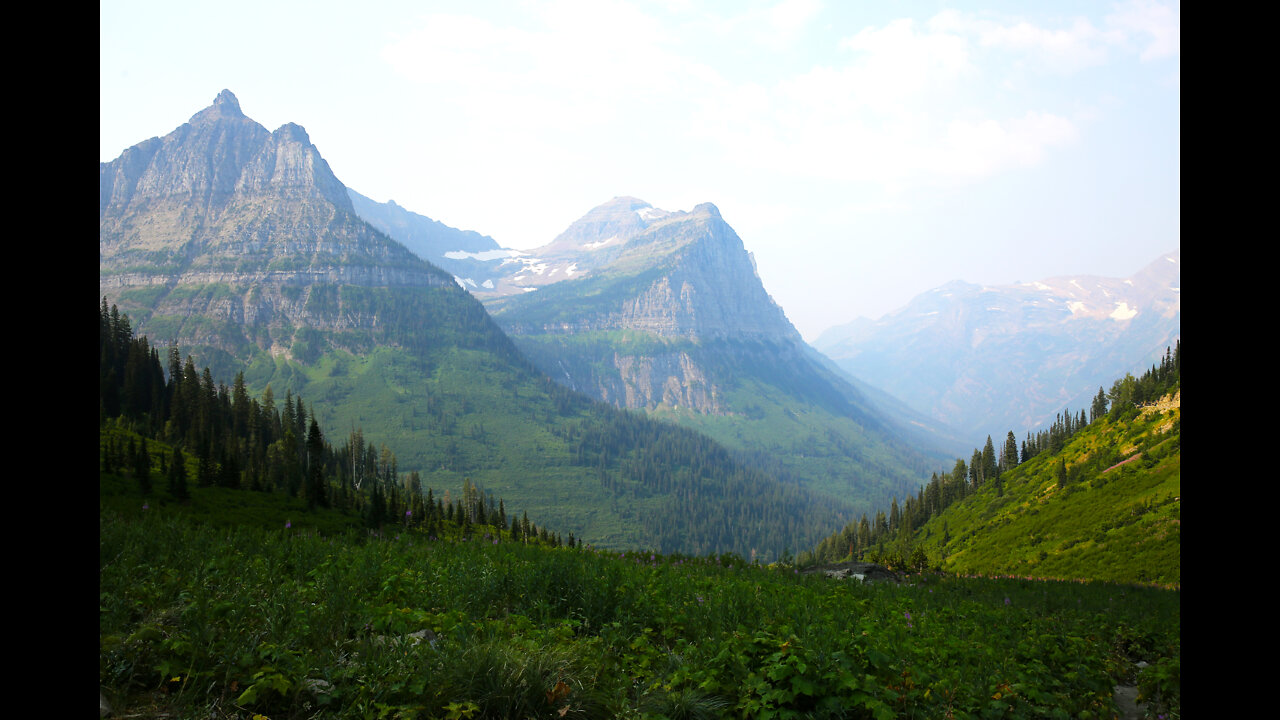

left=1002, top=431, right=1018, bottom=473
left=136, top=437, right=152, bottom=495
left=306, top=419, right=328, bottom=509
left=168, top=445, right=189, bottom=499
left=981, top=436, right=998, bottom=481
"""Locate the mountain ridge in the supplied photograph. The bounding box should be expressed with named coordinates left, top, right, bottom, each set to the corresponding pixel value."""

left=98, top=89, right=861, bottom=558
left=812, top=252, right=1180, bottom=446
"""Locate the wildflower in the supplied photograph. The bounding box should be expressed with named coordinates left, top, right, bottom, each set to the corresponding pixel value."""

left=1004, top=597, right=1010, bottom=606
left=142, top=503, right=149, bottom=510
left=285, top=520, right=291, bottom=529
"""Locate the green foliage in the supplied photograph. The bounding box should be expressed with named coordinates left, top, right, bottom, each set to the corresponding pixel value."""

left=803, top=346, right=1181, bottom=588
left=103, top=295, right=848, bottom=560
left=100, top=507, right=1179, bottom=719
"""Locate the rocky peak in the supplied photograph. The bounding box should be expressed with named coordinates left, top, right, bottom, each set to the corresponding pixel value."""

left=543, top=196, right=656, bottom=254
left=691, top=202, right=721, bottom=220
left=188, top=89, right=247, bottom=124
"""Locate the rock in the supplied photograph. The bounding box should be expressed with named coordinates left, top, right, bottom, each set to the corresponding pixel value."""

left=801, top=561, right=900, bottom=583
left=1112, top=684, right=1146, bottom=720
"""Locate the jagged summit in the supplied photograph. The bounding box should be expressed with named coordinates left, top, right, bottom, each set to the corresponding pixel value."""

left=100, top=91, right=452, bottom=353
left=188, top=89, right=247, bottom=124
left=691, top=202, right=721, bottom=219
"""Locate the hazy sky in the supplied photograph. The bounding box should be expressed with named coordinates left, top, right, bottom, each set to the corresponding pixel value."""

left=101, top=0, right=1179, bottom=341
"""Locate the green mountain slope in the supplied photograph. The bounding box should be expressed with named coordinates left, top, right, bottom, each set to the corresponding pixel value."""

left=99, top=91, right=847, bottom=559
left=463, top=199, right=946, bottom=519
left=803, top=347, right=1180, bottom=587
left=922, top=394, right=1180, bottom=585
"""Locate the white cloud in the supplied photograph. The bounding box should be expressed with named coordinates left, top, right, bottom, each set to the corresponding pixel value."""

left=1106, top=0, right=1180, bottom=61
left=929, top=10, right=1115, bottom=74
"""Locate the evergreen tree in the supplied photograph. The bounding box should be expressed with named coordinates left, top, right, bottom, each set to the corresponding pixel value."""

left=981, top=436, right=998, bottom=481
left=136, top=438, right=152, bottom=495
left=168, top=446, right=189, bottom=499
left=306, top=419, right=328, bottom=509
left=1002, top=431, right=1018, bottom=473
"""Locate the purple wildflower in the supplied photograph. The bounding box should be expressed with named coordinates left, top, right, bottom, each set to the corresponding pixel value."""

left=142, top=503, right=149, bottom=510
left=285, top=520, right=291, bottom=529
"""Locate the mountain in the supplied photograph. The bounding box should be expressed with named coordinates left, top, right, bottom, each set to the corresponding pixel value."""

left=391, top=196, right=953, bottom=516
left=812, top=252, right=1181, bottom=446
left=345, top=188, right=514, bottom=291
left=101, top=89, right=456, bottom=365
left=99, top=90, right=850, bottom=559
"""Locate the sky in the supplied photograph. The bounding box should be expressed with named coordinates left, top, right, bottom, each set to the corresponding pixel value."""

left=101, top=0, right=1179, bottom=341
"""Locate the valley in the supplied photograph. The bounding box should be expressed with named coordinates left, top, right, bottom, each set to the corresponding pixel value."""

left=100, top=89, right=1180, bottom=720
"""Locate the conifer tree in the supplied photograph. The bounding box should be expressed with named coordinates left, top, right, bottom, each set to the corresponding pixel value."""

left=136, top=438, right=152, bottom=495
left=1002, top=431, right=1018, bottom=472
left=305, top=418, right=328, bottom=509
left=981, top=436, right=998, bottom=481
left=168, top=445, right=189, bottom=499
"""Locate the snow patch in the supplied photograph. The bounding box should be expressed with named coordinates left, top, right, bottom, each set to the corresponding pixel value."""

left=1067, top=301, right=1087, bottom=315
left=1123, top=279, right=1134, bottom=285
left=522, top=287, right=538, bottom=293
left=1170, top=286, right=1179, bottom=292
left=1069, top=279, right=1085, bottom=292
left=453, top=276, right=477, bottom=289
left=1033, top=281, right=1051, bottom=290
left=1166, top=256, right=1177, bottom=264
left=481, top=279, right=494, bottom=289
left=584, top=235, right=618, bottom=250
left=1110, top=302, right=1138, bottom=320
left=636, top=207, right=666, bottom=221
left=565, top=263, right=579, bottom=277
left=443, top=249, right=525, bottom=261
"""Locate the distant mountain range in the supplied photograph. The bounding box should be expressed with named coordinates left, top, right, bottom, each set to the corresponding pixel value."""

left=812, top=253, right=1180, bottom=446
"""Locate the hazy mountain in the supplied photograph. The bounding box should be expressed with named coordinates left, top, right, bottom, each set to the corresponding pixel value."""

left=812, top=252, right=1181, bottom=446
left=101, top=89, right=455, bottom=363
left=98, top=90, right=856, bottom=558
left=345, top=189, right=512, bottom=291
left=452, top=196, right=952, bottom=515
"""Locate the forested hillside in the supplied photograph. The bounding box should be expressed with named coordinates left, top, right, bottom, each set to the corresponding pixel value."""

left=801, top=343, right=1180, bottom=587
left=101, top=297, right=843, bottom=559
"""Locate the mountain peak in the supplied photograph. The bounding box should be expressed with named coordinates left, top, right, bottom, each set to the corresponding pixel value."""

left=692, top=202, right=721, bottom=219
left=188, top=89, right=246, bottom=124
left=272, top=122, right=312, bottom=145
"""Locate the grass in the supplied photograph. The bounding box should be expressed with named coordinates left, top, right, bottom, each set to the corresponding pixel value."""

left=101, top=484, right=1180, bottom=720
left=919, top=404, right=1181, bottom=587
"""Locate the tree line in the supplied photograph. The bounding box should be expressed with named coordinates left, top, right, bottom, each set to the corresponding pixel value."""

left=799, top=340, right=1180, bottom=568
left=100, top=298, right=571, bottom=545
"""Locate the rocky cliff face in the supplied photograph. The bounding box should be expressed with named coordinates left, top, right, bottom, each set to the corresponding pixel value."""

left=477, top=198, right=805, bottom=414
left=468, top=197, right=945, bottom=507
left=100, top=90, right=453, bottom=357
left=487, top=200, right=800, bottom=342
